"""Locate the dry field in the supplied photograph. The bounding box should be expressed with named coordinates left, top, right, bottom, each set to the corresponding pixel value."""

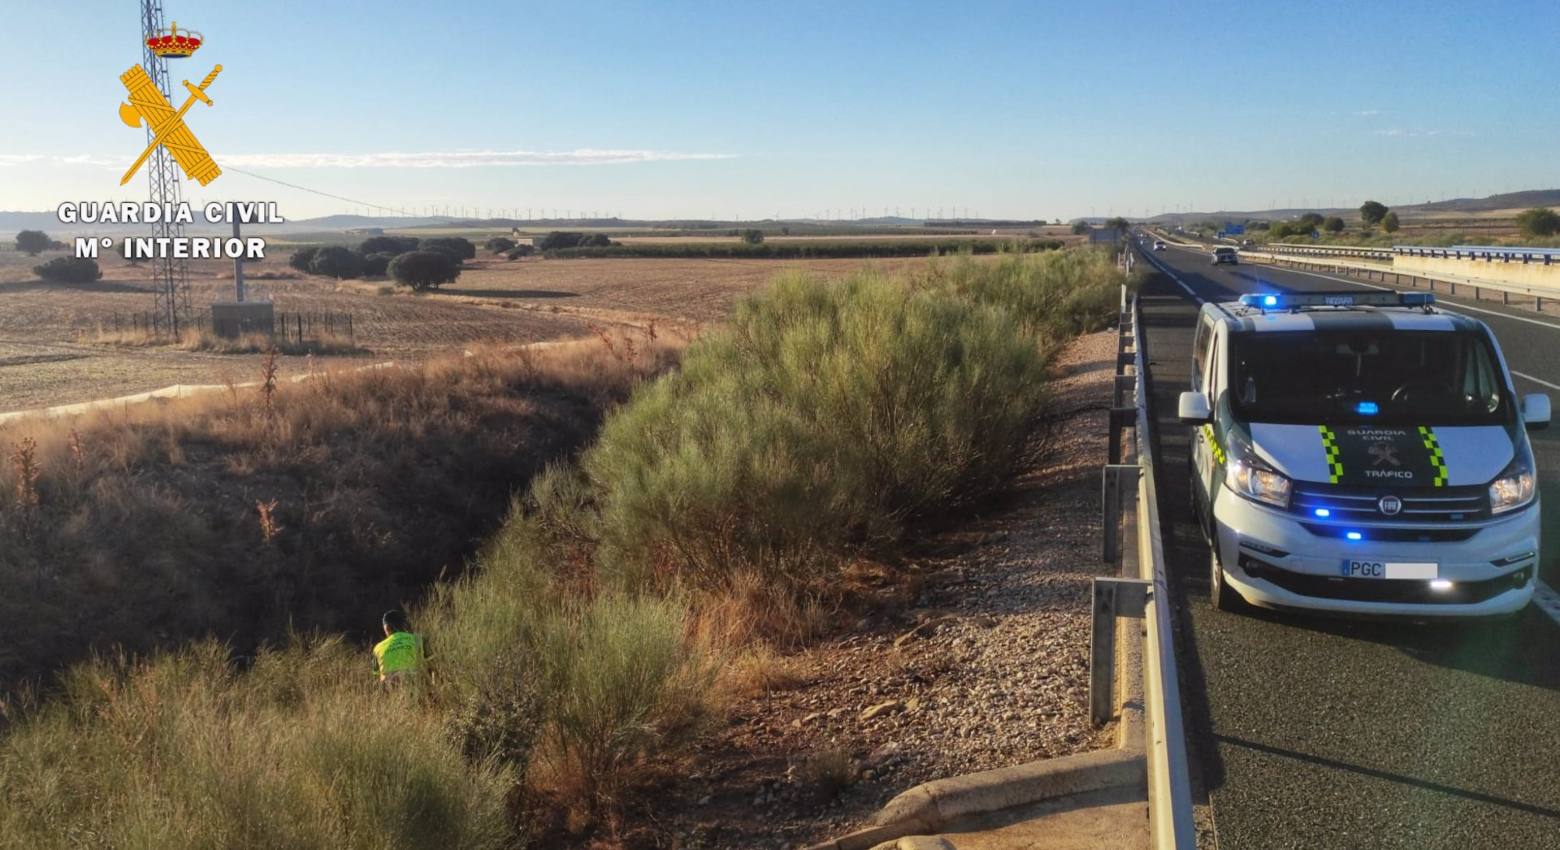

left=0, top=248, right=988, bottom=412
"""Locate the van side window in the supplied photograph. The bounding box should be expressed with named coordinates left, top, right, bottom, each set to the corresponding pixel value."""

left=1204, top=334, right=1221, bottom=403
left=1192, top=318, right=1213, bottom=392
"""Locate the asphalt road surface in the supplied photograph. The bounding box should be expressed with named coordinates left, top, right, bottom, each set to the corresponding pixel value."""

left=1133, top=238, right=1560, bottom=850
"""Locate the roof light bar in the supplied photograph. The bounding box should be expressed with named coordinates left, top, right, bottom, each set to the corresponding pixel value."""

left=1238, top=292, right=1435, bottom=310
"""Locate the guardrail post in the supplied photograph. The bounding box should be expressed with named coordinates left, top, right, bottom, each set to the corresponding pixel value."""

left=1102, top=464, right=1139, bottom=564
left=1090, top=576, right=1149, bottom=726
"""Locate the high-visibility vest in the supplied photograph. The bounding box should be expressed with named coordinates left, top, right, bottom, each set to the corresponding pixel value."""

left=373, top=631, right=423, bottom=678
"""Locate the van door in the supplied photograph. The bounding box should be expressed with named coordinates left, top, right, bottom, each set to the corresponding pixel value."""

left=1194, top=329, right=1223, bottom=506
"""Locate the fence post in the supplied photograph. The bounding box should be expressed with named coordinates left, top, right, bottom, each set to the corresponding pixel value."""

left=1090, top=577, right=1149, bottom=726
left=1101, top=464, right=1139, bottom=564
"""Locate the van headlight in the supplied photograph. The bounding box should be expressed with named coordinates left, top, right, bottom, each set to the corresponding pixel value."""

left=1226, top=456, right=1292, bottom=509
left=1489, top=455, right=1536, bottom=515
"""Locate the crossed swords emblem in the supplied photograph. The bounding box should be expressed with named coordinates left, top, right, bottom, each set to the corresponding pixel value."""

left=1368, top=442, right=1401, bottom=467
left=118, top=63, right=223, bottom=186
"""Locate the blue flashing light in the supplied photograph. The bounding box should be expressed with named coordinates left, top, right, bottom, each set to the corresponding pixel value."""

left=1345, top=531, right=1363, bottom=541
left=1262, top=294, right=1278, bottom=307
left=1356, top=401, right=1380, bottom=415
left=1313, top=508, right=1331, bottom=518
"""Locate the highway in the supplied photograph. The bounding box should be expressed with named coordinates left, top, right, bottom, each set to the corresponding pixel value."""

left=1132, top=238, right=1560, bottom=849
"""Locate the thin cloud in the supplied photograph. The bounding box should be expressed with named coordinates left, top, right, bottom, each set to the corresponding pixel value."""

left=1372, top=128, right=1471, bottom=138
left=0, top=149, right=737, bottom=169
left=1354, top=109, right=1381, bottom=117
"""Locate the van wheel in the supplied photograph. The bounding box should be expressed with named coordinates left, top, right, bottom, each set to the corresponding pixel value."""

left=1210, top=548, right=1242, bottom=612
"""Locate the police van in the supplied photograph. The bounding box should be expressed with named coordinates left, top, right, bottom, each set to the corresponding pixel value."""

left=1178, top=291, right=1550, bottom=617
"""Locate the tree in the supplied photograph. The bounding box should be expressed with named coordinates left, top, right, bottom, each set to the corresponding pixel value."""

left=15, top=230, right=50, bottom=256
left=359, top=235, right=419, bottom=255
left=1070, top=222, right=1091, bottom=235
left=1360, top=200, right=1389, bottom=225
left=1382, top=211, right=1400, bottom=233
left=484, top=236, right=517, bottom=254
left=308, top=245, right=364, bottom=279
left=419, top=237, right=475, bottom=261
left=505, top=245, right=535, bottom=260
left=1324, top=216, right=1345, bottom=234
left=1103, top=217, right=1130, bottom=233
left=288, top=247, right=320, bottom=272
left=1515, top=207, right=1560, bottom=238
left=1297, top=212, right=1324, bottom=230
left=361, top=251, right=396, bottom=277
left=740, top=228, right=765, bottom=245
left=389, top=250, right=462, bottom=291
left=34, top=256, right=101, bottom=284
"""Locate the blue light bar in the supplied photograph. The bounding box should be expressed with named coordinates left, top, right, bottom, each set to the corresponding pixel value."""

left=1345, top=531, right=1363, bottom=541
left=1313, top=508, right=1331, bottom=518
left=1356, top=401, right=1379, bottom=415
left=1238, top=292, right=1436, bottom=310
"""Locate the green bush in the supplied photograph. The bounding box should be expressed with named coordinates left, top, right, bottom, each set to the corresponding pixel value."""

left=0, top=640, right=514, bottom=850
left=580, top=270, right=1053, bottom=591
left=505, top=245, right=535, bottom=260
left=740, top=228, right=765, bottom=245
left=536, top=232, right=613, bottom=251
left=288, top=247, right=319, bottom=272
left=420, top=237, right=476, bottom=261
left=359, top=235, right=420, bottom=255
left=16, top=229, right=50, bottom=255
left=34, top=256, right=101, bottom=284
left=389, top=250, right=463, bottom=291
left=308, top=245, right=364, bottom=279
left=361, top=251, right=396, bottom=277
left=484, top=236, right=517, bottom=254
left=1516, top=207, right=1560, bottom=238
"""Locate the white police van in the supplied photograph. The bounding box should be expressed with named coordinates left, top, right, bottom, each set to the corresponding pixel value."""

left=1179, top=291, right=1550, bottom=616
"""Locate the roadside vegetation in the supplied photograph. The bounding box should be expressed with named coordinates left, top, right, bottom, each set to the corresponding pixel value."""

left=0, top=247, right=1131, bottom=848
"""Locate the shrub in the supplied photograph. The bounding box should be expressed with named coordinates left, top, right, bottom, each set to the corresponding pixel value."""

left=506, top=245, right=535, bottom=260
left=0, top=640, right=515, bottom=850
left=287, top=247, right=319, bottom=272
left=1382, top=211, right=1400, bottom=233
left=15, top=229, right=50, bottom=255
left=420, top=237, right=476, bottom=261
left=33, top=256, right=101, bottom=284
left=484, top=236, right=517, bottom=254
left=389, top=249, right=462, bottom=291
left=307, top=245, right=364, bottom=279
left=1324, top=216, right=1345, bottom=233
left=1360, top=200, right=1389, bottom=225
left=582, top=271, right=1052, bottom=591
left=361, top=251, right=396, bottom=277
left=740, top=228, right=765, bottom=245
left=359, top=235, right=420, bottom=255
left=536, top=232, right=613, bottom=251
left=1516, top=207, right=1560, bottom=238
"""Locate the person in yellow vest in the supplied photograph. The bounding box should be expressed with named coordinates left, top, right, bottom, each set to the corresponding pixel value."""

left=372, top=610, right=426, bottom=686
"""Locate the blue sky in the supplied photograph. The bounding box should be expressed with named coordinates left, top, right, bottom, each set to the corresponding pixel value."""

left=2, top=0, right=1557, bottom=220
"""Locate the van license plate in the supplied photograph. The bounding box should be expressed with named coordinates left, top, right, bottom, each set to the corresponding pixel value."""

left=1340, top=560, right=1437, bottom=580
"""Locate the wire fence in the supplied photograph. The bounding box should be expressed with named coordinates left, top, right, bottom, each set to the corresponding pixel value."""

left=96, top=310, right=356, bottom=346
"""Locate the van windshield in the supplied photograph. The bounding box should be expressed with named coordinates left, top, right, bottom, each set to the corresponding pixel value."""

left=1228, top=330, right=1512, bottom=426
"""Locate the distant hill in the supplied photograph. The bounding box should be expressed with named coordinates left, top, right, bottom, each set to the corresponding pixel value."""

left=1145, top=189, right=1560, bottom=225
left=1409, top=189, right=1560, bottom=213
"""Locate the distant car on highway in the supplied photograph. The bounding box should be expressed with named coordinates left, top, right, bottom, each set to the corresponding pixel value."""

left=1154, top=240, right=1166, bottom=251
left=1211, top=246, right=1238, bottom=265
left=1178, top=290, right=1549, bottom=617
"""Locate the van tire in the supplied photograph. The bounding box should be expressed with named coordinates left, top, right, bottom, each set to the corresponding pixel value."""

left=1210, top=548, right=1242, bottom=613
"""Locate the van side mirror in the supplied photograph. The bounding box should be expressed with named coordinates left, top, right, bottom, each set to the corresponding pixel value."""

left=1179, top=391, right=1211, bottom=424
left=1522, top=393, right=1550, bottom=431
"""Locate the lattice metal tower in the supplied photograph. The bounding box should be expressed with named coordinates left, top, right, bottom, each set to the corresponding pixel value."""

left=138, top=0, right=191, bottom=336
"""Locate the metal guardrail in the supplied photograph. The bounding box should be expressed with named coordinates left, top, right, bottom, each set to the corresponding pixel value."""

left=1095, top=284, right=1196, bottom=849
left=1397, top=244, right=1560, bottom=265
left=1246, top=250, right=1554, bottom=310
left=1260, top=242, right=1394, bottom=261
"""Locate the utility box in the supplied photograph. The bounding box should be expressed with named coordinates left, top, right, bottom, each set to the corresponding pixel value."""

left=210, top=301, right=275, bottom=338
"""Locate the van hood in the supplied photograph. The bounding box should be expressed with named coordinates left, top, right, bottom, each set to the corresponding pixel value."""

left=1248, top=423, right=1514, bottom=488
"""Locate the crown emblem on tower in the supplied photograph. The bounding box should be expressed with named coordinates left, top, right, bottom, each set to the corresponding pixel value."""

left=146, top=21, right=203, bottom=58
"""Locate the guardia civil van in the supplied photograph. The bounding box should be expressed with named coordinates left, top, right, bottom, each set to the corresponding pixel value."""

left=1178, top=291, right=1550, bottom=617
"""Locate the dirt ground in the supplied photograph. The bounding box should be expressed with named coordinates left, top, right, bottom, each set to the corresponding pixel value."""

left=592, top=331, right=1119, bottom=850
left=0, top=249, right=975, bottom=412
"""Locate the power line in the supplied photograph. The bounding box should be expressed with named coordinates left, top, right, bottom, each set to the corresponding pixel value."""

left=226, top=167, right=412, bottom=217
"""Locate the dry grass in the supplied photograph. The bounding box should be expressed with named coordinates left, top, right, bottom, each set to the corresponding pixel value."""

left=0, top=327, right=686, bottom=689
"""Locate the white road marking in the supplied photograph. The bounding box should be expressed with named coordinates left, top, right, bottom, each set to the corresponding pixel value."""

left=1534, top=580, right=1560, bottom=629
left=1513, top=371, right=1560, bottom=392
left=1137, top=248, right=1204, bottom=304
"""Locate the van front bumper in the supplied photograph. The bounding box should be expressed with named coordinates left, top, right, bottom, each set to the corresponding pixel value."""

left=1212, top=489, right=1537, bottom=617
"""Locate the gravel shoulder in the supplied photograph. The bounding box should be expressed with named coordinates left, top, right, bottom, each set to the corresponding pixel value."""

left=620, top=329, right=1120, bottom=850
